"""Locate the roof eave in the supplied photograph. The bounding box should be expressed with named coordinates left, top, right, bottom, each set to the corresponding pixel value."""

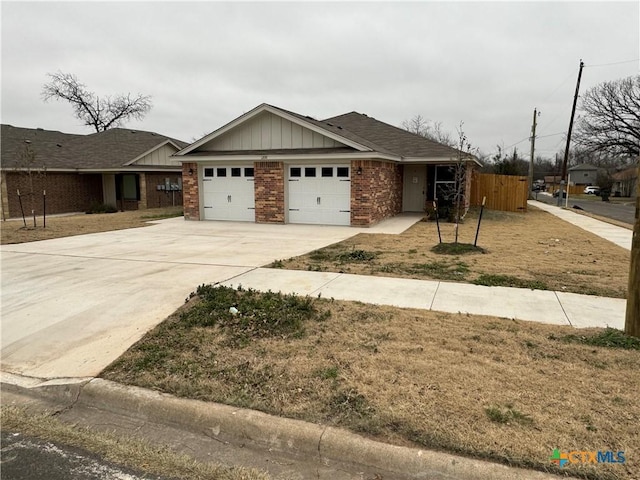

left=402, top=156, right=483, bottom=167
left=175, top=151, right=401, bottom=163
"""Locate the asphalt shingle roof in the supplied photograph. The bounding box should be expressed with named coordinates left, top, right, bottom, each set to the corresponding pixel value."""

left=1, top=124, right=188, bottom=170
left=267, top=104, right=467, bottom=160
left=322, top=112, right=464, bottom=159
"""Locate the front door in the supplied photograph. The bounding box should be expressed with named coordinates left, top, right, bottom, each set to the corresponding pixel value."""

left=403, top=165, right=426, bottom=212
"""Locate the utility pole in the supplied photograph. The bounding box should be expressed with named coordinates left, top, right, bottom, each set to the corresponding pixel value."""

left=626, top=162, right=640, bottom=337
left=528, top=108, right=538, bottom=199
left=558, top=60, right=585, bottom=206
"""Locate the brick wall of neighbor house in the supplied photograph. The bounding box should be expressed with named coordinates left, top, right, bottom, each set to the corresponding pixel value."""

left=144, top=172, right=184, bottom=209
left=182, top=163, right=199, bottom=220
left=351, top=160, right=402, bottom=226
left=4, top=172, right=103, bottom=217
left=255, top=161, right=285, bottom=223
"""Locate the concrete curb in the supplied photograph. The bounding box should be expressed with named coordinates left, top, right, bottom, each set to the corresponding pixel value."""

left=1, top=372, right=568, bottom=480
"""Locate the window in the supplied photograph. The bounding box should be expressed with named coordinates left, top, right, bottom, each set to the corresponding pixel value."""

left=217, top=168, right=227, bottom=177
left=435, top=165, right=456, bottom=182
left=321, top=167, right=333, bottom=177
left=305, top=167, right=316, bottom=177
left=244, top=167, right=254, bottom=177
left=231, top=168, right=241, bottom=177
left=290, top=167, right=301, bottom=177
left=204, top=168, right=214, bottom=177
left=119, top=174, right=140, bottom=201
left=337, top=167, right=349, bottom=177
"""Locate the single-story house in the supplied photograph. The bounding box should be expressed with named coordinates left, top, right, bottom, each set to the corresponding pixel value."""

left=1, top=125, right=188, bottom=219
left=612, top=165, right=639, bottom=197
left=175, top=103, right=480, bottom=227
left=568, top=163, right=601, bottom=185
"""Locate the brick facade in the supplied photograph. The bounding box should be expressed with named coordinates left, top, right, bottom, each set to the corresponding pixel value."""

left=3, top=172, right=103, bottom=217
left=182, top=162, right=200, bottom=220
left=350, top=160, right=403, bottom=226
left=144, top=172, right=184, bottom=209
left=254, top=161, right=285, bottom=223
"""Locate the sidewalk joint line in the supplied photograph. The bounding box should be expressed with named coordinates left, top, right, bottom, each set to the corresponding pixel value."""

left=214, top=267, right=259, bottom=287
left=429, top=282, right=441, bottom=310
left=554, top=291, right=573, bottom=327
left=0, top=250, right=257, bottom=269
left=308, top=273, right=343, bottom=297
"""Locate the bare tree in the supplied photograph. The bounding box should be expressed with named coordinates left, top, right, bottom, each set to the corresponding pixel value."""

left=401, top=115, right=455, bottom=146
left=13, top=141, right=46, bottom=227
left=436, top=123, right=476, bottom=243
left=574, top=75, right=640, bottom=157
left=42, top=71, right=152, bottom=132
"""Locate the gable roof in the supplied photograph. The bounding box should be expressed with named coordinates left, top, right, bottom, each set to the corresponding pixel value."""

left=612, top=165, right=638, bottom=181
left=1, top=124, right=188, bottom=170
left=568, top=163, right=599, bottom=171
left=177, top=103, right=479, bottom=164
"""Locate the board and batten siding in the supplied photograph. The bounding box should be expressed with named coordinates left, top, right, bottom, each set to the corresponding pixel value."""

left=133, top=144, right=181, bottom=166
left=203, top=112, right=344, bottom=151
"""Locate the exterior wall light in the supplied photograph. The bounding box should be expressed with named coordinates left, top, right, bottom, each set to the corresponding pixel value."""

left=357, top=166, right=363, bottom=175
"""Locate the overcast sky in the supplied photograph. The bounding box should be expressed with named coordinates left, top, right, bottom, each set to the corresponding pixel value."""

left=2, top=1, right=638, bottom=161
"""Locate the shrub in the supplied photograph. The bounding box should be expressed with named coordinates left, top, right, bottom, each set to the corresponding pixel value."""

left=86, top=202, right=118, bottom=214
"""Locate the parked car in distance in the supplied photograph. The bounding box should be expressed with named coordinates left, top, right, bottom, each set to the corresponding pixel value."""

left=584, top=186, right=601, bottom=195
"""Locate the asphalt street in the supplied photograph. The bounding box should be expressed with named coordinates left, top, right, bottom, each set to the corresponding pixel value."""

left=0, top=431, right=166, bottom=480
left=533, top=191, right=635, bottom=224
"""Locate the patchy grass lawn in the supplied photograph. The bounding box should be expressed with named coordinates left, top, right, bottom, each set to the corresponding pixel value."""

left=268, top=207, right=630, bottom=298
left=1, top=207, right=183, bottom=244
left=102, top=286, right=640, bottom=480
left=1, top=405, right=271, bottom=480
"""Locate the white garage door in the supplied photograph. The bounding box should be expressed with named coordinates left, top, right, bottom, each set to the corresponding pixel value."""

left=288, top=165, right=351, bottom=226
left=202, top=166, right=255, bottom=221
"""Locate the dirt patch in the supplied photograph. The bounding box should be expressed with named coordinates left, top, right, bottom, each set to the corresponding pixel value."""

left=102, top=288, right=640, bottom=480
left=1, top=207, right=183, bottom=245
left=269, top=206, right=630, bottom=298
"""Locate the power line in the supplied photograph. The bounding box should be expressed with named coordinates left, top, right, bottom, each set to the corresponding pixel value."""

left=536, top=132, right=565, bottom=139
left=538, top=68, right=578, bottom=105
left=584, top=59, right=639, bottom=68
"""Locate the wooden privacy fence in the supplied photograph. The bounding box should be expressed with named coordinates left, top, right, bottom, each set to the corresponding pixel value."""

left=545, top=183, right=584, bottom=195
left=470, top=172, right=528, bottom=212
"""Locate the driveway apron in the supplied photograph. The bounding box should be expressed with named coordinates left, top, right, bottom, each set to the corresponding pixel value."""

left=0, top=218, right=365, bottom=378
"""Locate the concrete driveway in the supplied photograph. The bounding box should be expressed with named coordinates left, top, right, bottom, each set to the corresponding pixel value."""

left=1, top=218, right=401, bottom=379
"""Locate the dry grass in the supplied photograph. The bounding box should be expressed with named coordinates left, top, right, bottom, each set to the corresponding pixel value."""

left=1, top=405, right=272, bottom=480
left=269, top=206, right=630, bottom=298
left=102, top=289, right=640, bottom=480
left=1, top=206, right=183, bottom=245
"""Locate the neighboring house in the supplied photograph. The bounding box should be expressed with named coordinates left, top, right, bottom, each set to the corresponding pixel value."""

left=612, top=165, right=638, bottom=197
left=568, top=163, right=601, bottom=185
left=175, top=103, right=480, bottom=227
left=1, top=125, right=188, bottom=219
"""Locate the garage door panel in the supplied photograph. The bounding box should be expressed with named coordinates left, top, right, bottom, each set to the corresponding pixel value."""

left=287, top=165, right=350, bottom=226
left=202, top=166, right=255, bottom=222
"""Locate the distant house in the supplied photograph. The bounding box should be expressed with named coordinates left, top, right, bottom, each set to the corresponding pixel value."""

left=612, top=165, right=639, bottom=197
left=1, top=125, right=188, bottom=219
left=175, top=103, right=481, bottom=226
left=568, top=164, right=601, bottom=185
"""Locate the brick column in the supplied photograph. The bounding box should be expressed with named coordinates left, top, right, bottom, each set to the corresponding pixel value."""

left=351, top=160, right=402, bottom=227
left=138, top=173, right=147, bottom=210
left=255, top=161, right=284, bottom=223
left=182, top=163, right=200, bottom=220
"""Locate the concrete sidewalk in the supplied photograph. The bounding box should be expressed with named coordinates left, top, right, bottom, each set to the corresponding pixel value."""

left=222, top=268, right=626, bottom=330
left=529, top=200, right=632, bottom=250
left=218, top=201, right=633, bottom=330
